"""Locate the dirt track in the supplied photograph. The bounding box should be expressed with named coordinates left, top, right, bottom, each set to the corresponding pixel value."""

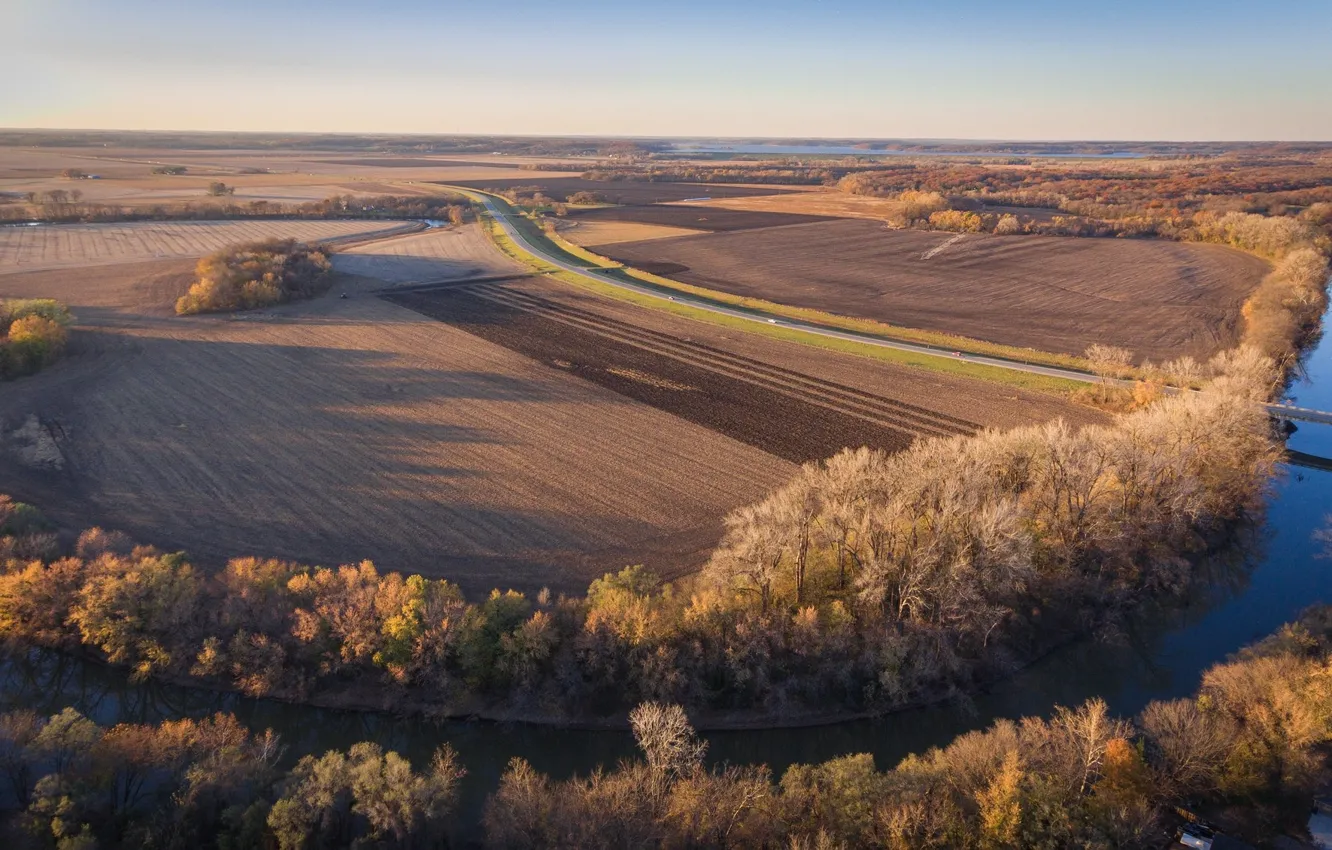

left=597, top=219, right=1271, bottom=361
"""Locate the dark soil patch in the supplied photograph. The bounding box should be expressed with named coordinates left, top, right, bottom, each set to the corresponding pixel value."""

left=566, top=204, right=833, bottom=232
left=444, top=177, right=795, bottom=205
left=383, top=285, right=961, bottom=463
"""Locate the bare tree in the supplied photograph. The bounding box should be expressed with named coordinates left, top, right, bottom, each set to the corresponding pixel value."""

left=630, top=702, right=707, bottom=785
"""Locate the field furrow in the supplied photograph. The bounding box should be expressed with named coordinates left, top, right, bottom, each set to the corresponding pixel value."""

left=467, top=284, right=975, bottom=439
left=481, top=284, right=979, bottom=432
left=0, top=220, right=416, bottom=273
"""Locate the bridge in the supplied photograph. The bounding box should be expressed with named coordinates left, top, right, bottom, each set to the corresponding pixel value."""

left=1267, top=403, right=1332, bottom=426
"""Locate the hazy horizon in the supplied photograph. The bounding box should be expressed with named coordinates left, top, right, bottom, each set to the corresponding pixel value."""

left=4, top=0, right=1331, bottom=140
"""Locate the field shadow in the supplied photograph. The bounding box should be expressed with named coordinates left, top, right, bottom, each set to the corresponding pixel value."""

left=331, top=252, right=498, bottom=286
left=1, top=329, right=701, bottom=598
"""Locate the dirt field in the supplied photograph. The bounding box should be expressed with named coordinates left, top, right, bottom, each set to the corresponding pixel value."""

left=445, top=177, right=795, bottom=205
left=0, top=147, right=570, bottom=209
left=563, top=203, right=832, bottom=232
left=557, top=220, right=706, bottom=246
left=386, top=283, right=978, bottom=464
left=672, top=191, right=909, bottom=221
left=0, top=229, right=793, bottom=595
left=332, top=227, right=529, bottom=285
left=0, top=210, right=1102, bottom=596
left=596, top=219, right=1271, bottom=361
left=0, top=220, right=415, bottom=272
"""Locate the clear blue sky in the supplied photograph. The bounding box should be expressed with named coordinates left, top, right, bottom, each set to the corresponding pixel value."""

left=4, top=0, right=1330, bottom=139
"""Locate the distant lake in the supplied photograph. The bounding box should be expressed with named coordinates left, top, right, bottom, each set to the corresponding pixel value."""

left=670, top=143, right=1143, bottom=159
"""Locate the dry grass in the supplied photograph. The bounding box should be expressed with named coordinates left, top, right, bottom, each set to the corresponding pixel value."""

left=0, top=220, right=414, bottom=273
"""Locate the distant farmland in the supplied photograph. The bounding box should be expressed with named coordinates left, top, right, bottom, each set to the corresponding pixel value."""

left=563, top=203, right=833, bottom=232
left=0, top=219, right=416, bottom=272
left=444, top=177, right=797, bottom=204
left=596, top=219, right=1271, bottom=361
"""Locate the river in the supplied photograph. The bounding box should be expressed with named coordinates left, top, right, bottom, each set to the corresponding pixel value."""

left=3, top=316, right=1330, bottom=832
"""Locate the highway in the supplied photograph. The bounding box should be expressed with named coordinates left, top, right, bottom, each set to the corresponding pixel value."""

left=470, top=193, right=1332, bottom=427
left=473, top=195, right=1105, bottom=385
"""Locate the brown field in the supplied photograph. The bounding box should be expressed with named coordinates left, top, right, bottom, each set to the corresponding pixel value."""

left=556, top=219, right=706, bottom=246
left=385, top=283, right=979, bottom=464
left=451, top=275, right=1103, bottom=434
left=445, top=177, right=795, bottom=205
left=0, top=226, right=794, bottom=596
left=563, top=203, right=832, bottom=232
left=0, top=211, right=1101, bottom=595
left=672, top=191, right=910, bottom=221
left=0, top=220, right=416, bottom=272
left=332, top=227, right=530, bottom=285
left=0, top=147, right=570, bottom=209
left=596, top=219, right=1271, bottom=361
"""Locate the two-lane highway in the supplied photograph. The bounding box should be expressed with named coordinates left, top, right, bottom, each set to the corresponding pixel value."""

left=472, top=194, right=1104, bottom=385
left=465, top=191, right=1332, bottom=428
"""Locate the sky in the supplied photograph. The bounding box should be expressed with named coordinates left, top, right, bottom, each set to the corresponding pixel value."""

left=3, top=0, right=1330, bottom=140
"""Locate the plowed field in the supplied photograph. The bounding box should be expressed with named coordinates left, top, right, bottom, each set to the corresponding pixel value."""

left=333, top=227, right=529, bottom=285
left=1, top=220, right=415, bottom=272
left=596, top=219, right=1271, bottom=361
left=386, top=283, right=977, bottom=463
left=564, top=203, right=832, bottom=232
left=445, top=177, right=794, bottom=205
left=0, top=225, right=792, bottom=595
left=0, top=217, right=1101, bottom=597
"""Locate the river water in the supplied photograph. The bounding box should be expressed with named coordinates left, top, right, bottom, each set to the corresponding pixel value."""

left=3, top=314, right=1330, bottom=828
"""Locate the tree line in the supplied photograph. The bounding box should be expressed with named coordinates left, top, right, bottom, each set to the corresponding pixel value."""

left=485, top=605, right=1332, bottom=848
left=0, top=357, right=1279, bottom=726
left=0, top=300, right=71, bottom=380
left=0, top=194, right=471, bottom=226
left=1, top=604, right=1327, bottom=848
left=882, top=196, right=1331, bottom=382
left=0, top=706, right=462, bottom=849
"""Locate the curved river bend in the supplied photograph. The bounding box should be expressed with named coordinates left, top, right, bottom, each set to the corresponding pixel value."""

left=4, top=304, right=1331, bottom=830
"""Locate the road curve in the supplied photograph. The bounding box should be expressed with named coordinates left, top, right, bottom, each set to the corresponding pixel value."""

left=466, top=192, right=1332, bottom=426
left=471, top=195, right=1101, bottom=385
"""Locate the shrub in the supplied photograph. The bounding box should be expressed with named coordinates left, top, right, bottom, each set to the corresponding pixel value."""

left=175, top=239, right=333, bottom=315
left=0, top=299, right=72, bottom=379
left=888, top=189, right=948, bottom=226
left=926, top=209, right=983, bottom=232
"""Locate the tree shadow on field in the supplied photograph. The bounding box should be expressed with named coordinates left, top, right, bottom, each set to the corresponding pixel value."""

left=330, top=251, right=500, bottom=287
left=2, top=330, right=715, bottom=599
